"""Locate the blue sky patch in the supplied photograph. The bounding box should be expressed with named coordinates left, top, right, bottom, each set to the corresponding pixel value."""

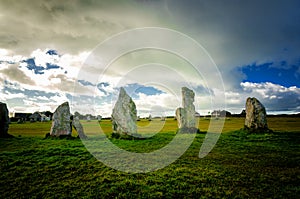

left=98, top=82, right=109, bottom=87
left=124, top=83, right=164, bottom=98
left=46, top=63, right=60, bottom=70
left=97, top=82, right=110, bottom=95
left=78, top=80, right=95, bottom=86
left=135, top=85, right=163, bottom=95
left=239, top=62, right=300, bottom=87
left=193, top=85, right=213, bottom=96
left=24, top=58, right=45, bottom=74
left=22, top=58, right=62, bottom=75
left=3, top=81, right=57, bottom=100
left=46, top=49, right=59, bottom=56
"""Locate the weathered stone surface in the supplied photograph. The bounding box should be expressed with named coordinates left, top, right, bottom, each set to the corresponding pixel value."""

left=0, top=102, right=13, bottom=138
left=72, top=116, right=87, bottom=139
left=176, top=87, right=196, bottom=128
left=50, top=102, right=72, bottom=136
left=176, top=87, right=197, bottom=133
left=176, top=107, right=185, bottom=128
left=111, top=87, right=137, bottom=135
left=244, top=97, right=268, bottom=131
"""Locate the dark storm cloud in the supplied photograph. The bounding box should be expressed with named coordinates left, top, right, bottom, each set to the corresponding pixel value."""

left=0, top=64, right=35, bottom=85
left=1, top=0, right=300, bottom=69
left=0, top=0, right=166, bottom=55
left=167, top=0, right=300, bottom=67
left=1, top=0, right=300, bottom=114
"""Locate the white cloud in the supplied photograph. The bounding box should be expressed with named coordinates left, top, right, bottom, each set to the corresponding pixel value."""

left=30, top=49, right=60, bottom=67
left=2, top=90, right=25, bottom=99
left=240, top=82, right=300, bottom=112
left=134, top=92, right=180, bottom=117
left=241, top=82, right=300, bottom=98
left=0, top=49, right=94, bottom=95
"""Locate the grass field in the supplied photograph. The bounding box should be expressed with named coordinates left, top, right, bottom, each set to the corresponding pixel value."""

left=1, top=117, right=299, bottom=198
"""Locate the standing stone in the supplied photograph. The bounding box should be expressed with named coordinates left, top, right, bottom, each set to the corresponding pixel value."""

left=176, top=107, right=186, bottom=128
left=111, top=87, right=137, bottom=135
left=72, top=116, right=87, bottom=139
left=50, top=102, right=72, bottom=137
left=175, top=87, right=197, bottom=133
left=0, top=102, right=13, bottom=138
left=148, top=114, right=152, bottom=121
left=244, top=97, right=269, bottom=132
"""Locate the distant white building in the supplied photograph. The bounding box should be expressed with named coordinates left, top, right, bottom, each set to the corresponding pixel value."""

left=86, top=115, right=91, bottom=122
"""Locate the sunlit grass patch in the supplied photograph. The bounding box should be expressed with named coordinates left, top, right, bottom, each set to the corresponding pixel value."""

left=2, top=117, right=299, bottom=198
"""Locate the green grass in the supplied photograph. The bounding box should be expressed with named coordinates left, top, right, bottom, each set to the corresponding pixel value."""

left=0, top=118, right=299, bottom=198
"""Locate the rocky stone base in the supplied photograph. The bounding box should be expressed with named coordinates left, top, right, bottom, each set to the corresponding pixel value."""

left=242, top=126, right=273, bottom=134
left=177, top=127, right=200, bottom=134
left=110, top=132, right=145, bottom=140
left=44, top=133, right=77, bottom=140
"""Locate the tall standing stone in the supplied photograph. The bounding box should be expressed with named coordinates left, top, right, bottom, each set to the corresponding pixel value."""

left=50, top=102, right=72, bottom=137
left=0, top=102, right=13, bottom=138
left=175, top=87, right=197, bottom=133
left=244, top=97, right=269, bottom=132
left=111, top=87, right=137, bottom=135
left=72, top=116, right=87, bottom=139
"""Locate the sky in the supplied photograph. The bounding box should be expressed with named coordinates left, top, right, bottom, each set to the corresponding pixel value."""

left=0, top=0, right=300, bottom=117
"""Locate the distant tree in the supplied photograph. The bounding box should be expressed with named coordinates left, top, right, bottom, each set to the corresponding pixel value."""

left=240, top=109, right=246, bottom=117
left=211, top=110, right=220, bottom=117
left=44, top=111, right=53, bottom=117
left=220, top=110, right=231, bottom=117
left=211, top=110, right=232, bottom=117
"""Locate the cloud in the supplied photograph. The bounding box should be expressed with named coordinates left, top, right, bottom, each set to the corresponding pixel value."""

left=0, top=64, right=35, bottom=85
left=1, top=1, right=299, bottom=115
left=240, top=82, right=300, bottom=112
left=134, top=92, right=180, bottom=117
left=0, top=0, right=166, bottom=55
left=0, top=49, right=95, bottom=94
left=78, top=79, right=96, bottom=87
left=1, top=0, right=300, bottom=71
left=23, top=58, right=46, bottom=74
left=235, top=62, right=300, bottom=87
left=46, top=49, right=59, bottom=56
left=0, top=79, right=72, bottom=113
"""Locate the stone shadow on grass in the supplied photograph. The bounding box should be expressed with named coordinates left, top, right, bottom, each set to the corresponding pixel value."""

left=44, top=133, right=84, bottom=140
left=110, top=132, right=146, bottom=140
left=241, top=126, right=273, bottom=134
left=176, top=127, right=201, bottom=134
